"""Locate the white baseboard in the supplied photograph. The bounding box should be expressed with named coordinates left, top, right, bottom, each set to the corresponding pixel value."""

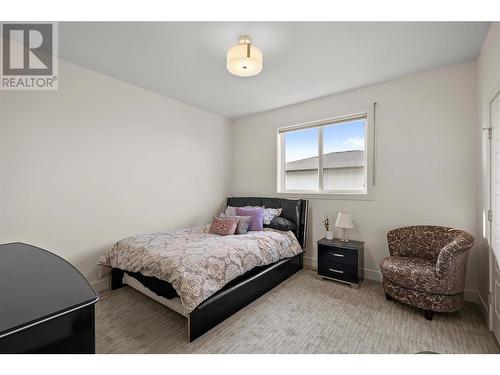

left=304, top=255, right=316, bottom=270
left=303, top=256, right=480, bottom=304
left=477, top=292, right=490, bottom=323
left=91, top=277, right=110, bottom=293
left=463, top=289, right=478, bottom=304
left=364, top=268, right=383, bottom=282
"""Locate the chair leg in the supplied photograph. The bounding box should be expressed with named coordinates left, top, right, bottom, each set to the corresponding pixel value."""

left=424, top=310, right=434, bottom=321
left=385, top=293, right=393, bottom=301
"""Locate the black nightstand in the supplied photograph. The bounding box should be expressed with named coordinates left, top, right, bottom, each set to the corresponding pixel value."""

left=317, top=238, right=364, bottom=288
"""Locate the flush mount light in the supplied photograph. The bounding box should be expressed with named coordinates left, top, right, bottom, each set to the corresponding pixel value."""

left=226, top=35, right=263, bottom=77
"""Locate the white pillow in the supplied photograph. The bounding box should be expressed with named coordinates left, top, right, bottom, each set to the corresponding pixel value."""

left=262, top=208, right=282, bottom=225
left=223, top=206, right=237, bottom=217
left=223, top=205, right=282, bottom=225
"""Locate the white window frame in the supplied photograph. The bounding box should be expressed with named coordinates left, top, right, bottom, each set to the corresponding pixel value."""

left=277, top=107, right=375, bottom=200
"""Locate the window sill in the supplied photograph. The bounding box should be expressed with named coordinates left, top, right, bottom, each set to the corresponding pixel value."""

left=276, top=190, right=374, bottom=201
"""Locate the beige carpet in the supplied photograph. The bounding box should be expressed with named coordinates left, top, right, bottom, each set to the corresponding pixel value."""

left=96, top=270, right=500, bottom=354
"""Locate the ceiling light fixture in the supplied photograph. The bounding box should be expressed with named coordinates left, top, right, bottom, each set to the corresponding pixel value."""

left=226, top=35, right=263, bottom=77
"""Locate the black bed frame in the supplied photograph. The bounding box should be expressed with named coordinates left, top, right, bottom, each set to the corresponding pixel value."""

left=111, top=197, right=309, bottom=342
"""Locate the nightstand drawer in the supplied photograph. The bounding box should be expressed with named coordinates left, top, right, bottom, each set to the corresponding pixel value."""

left=318, top=244, right=357, bottom=266
left=318, top=261, right=358, bottom=283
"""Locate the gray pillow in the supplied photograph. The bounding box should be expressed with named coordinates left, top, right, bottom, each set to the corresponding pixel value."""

left=223, top=215, right=252, bottom=234
left=264, top=216, right=297, bottom=232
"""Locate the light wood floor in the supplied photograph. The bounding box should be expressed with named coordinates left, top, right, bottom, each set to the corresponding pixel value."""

left=95, top=270, right=500, bottom=354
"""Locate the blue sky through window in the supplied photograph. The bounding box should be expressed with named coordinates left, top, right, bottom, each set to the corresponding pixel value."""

left=285, top=120, right=365, bottom=162
left=285, top=128, right=318, bottom=163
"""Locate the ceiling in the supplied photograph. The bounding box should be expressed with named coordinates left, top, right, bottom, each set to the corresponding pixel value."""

left=59, top=22, right=490, bottom=119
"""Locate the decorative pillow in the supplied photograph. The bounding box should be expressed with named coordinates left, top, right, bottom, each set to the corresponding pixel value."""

left=224, top=215, right=252, bottom=234
left=224, top=205, right=281, bottom=225
left=235, top=207, right=265, bottom=231
left=223, top=205, right=237, bottom=217
left=209, top=216, right=239, bottom=236
left=263, top=208, right=282, bottom=225
left=223, top=205, right=262, bottom=217
left=265, top=216, right=297, bottom=232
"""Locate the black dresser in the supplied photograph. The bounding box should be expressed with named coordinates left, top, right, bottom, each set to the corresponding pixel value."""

left=0, top=243, right=99, bottom=353
left=317, top=238, right=364, bottom=288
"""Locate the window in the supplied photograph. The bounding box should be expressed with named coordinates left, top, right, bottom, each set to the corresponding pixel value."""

left=278, top=113, right=371, bottom=196
left=283, top=127, right=319, bottom=190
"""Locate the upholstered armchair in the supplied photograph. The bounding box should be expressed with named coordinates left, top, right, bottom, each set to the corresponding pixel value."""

left=379, top=226, right=474, bottom=320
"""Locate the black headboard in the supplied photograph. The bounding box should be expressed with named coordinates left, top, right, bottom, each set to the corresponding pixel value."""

left=226, top=197, right=309, bottom=250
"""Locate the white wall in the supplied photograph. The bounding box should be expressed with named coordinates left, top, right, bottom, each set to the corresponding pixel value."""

left=0, top=59, right=232, bottom=289
left=477, top=23, right=500, bottom=317
left=232, top=61, right=480, bottom=296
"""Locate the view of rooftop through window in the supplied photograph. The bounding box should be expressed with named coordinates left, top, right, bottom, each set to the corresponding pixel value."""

left=283, top=119, right=366, bottom=192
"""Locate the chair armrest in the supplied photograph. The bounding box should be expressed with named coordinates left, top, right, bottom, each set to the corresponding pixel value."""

left=436, top=234, right=474, bottom=277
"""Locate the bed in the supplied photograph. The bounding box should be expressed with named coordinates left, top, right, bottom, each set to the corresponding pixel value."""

left=99, top=197, right=309, bottom=341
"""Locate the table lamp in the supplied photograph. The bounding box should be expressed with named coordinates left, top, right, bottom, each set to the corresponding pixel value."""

left=335, top=212, right=354, bottom=242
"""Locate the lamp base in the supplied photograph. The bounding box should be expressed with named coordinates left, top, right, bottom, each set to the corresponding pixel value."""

left=341, top=228, right=349, bottom=242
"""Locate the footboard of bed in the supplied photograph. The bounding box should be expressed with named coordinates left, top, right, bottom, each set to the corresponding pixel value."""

left=188, top=252, right=303, bottom=342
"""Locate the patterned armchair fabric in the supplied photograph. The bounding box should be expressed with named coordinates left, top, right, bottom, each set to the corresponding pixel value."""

left=380, top=226, right=474, bottom=318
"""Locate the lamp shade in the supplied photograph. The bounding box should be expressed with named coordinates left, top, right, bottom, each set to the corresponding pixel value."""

left=335, top=212, right=353, bottom=229
left=227, top=35, right=263, bottom=77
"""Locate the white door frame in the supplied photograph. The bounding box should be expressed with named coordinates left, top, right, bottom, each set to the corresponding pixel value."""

left=488, top=85, right=500, bottom=331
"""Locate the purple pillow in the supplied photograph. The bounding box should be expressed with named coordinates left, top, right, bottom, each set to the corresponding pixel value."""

left=235, top=207, right=265, bottom=231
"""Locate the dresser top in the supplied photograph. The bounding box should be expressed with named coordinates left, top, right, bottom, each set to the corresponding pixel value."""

left=318, top=237, right=365, bottom=250
left=0, top=243, right=98, bottom=338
